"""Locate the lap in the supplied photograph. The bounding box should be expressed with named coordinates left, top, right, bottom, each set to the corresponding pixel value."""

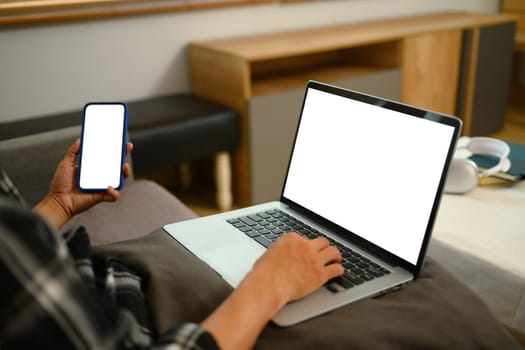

left=94, top=229, right=521, bottom=349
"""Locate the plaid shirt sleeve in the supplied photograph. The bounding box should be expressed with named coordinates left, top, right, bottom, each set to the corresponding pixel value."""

left=0, top=170, right=26, bottom=206
left=0, top=171, right=219, bottom=350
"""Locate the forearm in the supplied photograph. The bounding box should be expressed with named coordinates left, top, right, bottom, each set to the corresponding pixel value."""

left=201, top=272, right=286, bottom=350
left=33, top=194, right=70, bottom=230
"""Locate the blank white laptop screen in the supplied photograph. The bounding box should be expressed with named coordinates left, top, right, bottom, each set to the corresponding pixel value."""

left=283, top=88, right=455, bottom=265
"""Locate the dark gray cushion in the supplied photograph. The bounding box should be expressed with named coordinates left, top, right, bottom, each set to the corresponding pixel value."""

left=127, top=94, right=239, bottom=172
left=94, top=230, right=522, bottom=349
left=0, top=111, right=80, bottom=141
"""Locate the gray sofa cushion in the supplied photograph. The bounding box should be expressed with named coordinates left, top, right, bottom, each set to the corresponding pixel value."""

left=61, top=180, right=196, bottom=246
left=428, top=239, right=525, bottom=331
left=0, top=126, right=81, bottom=206
left=94, top=230, right=522, bottom=349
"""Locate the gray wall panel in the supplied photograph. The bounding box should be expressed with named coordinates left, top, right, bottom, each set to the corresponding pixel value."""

left=470, top=22, right=516, bottom=135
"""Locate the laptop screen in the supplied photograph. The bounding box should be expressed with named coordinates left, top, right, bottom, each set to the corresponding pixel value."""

left=282, top=84, right=456, bottom=265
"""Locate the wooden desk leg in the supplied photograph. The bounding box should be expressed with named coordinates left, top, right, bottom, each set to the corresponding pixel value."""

left=179, top=162, right=191, bottom=189
left=215, top=151, right=233, bottom=211
left=189, top=45, right=251, bottom=206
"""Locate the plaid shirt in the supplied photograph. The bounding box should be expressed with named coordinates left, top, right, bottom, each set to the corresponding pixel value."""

left=0, top=171, right=219, bottom=350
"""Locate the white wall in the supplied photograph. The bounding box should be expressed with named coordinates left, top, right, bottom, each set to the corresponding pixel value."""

left=0, top=0, right=498, bottom=122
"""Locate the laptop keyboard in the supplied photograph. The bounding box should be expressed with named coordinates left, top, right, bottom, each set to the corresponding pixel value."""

left=226, top=209, right=391, bottom=293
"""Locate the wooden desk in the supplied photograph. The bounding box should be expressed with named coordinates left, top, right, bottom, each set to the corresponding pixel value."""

left=188, top=12, right=516, bottom=206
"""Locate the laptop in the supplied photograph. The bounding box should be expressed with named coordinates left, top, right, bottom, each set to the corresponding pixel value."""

left=164, top=81, right=462, bottom=326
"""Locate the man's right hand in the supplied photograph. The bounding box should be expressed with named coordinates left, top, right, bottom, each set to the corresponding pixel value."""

left=250, top=232, right=344, bottom=306
left=201, top=232, right=344, bottom=350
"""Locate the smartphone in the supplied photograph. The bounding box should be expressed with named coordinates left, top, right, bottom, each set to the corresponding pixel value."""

left=78, top=102, right=128, bottom=192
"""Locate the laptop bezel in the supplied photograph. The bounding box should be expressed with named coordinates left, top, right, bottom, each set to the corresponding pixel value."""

left=279, top=80, right=462, bottom=277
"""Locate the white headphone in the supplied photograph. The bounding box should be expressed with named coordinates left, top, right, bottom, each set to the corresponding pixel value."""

left=444, top=136, right=511, bottom=194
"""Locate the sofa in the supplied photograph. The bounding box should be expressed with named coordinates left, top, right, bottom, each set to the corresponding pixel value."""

left=1, top=118, right=524, bottom=348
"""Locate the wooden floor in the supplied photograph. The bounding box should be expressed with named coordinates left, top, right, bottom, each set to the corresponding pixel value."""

left=177, top=95, right=525, bottom=217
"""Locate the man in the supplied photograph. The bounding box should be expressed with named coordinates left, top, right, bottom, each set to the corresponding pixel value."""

left=0, top=140, right=344, bottom=349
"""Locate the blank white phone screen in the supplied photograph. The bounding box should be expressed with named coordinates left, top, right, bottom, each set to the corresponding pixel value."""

left=79, top=104, right=126, bottom=190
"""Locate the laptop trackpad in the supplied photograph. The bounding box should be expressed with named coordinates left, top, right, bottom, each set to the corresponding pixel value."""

left=200, top=241, right=265, bottom=287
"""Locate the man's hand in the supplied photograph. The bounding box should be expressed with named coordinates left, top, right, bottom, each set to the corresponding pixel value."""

left=201, top=232, right=343, bottom=350
left=34, top=139, right=133, bottom=229
left=250, top=232, right=344, bottom=304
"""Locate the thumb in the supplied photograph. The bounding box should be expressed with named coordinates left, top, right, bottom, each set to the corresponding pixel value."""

left=65, top=139, right=80, bottom=160
left=103, top=187, right=120, bottom=202
left=65, top=139, right=81, bottom=164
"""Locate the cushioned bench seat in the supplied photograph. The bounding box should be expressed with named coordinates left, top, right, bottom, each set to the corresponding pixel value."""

left=0, top=94, right=239, bottom=210
left=127, top=94, right=239, bottom=210
left=127, top=94, right=238, bottom=172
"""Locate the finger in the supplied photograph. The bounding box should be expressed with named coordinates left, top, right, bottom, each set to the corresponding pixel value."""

left=279, top=231, right=302, bottom=242
left=105, top=186, right=120, bottom=202
left=65, top=139, right=81, bottom=164
left=123, top=163, right=131, bottom=178
left=319, top=245, right=342, bottom=264
left=310, top=236, right=330, bottom=250
left=125, top=142, right=133, bottom=156
left=324, top=263, right=345, bottom=280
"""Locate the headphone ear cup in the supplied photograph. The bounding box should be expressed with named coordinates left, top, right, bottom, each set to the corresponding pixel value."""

left=500, top=157, right=511, bottom=173
left=444, top=159, right=479, bottom=194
